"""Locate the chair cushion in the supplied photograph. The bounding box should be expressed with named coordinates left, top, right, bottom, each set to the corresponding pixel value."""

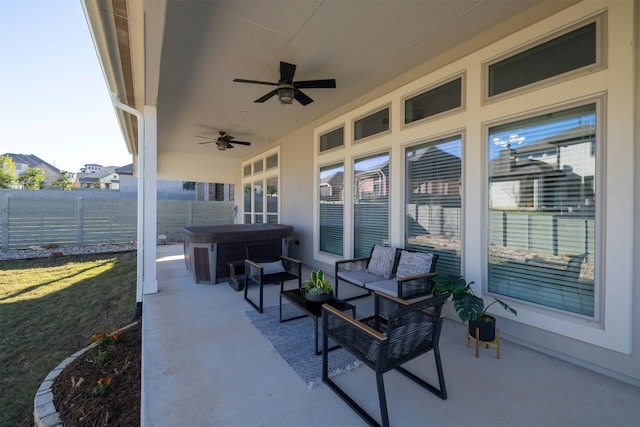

left=395, top=251, right=434, bottom=279
left=366, top=245, right=396, bottom=279
left=365, top=279, right=398, bottom=297
left=338, top=270, right=386, bottom=287
left=261, top=260, right=285, bottom=274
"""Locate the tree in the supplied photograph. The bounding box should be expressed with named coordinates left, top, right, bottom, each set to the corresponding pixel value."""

left=52, top=171, right=73, bottom=191
left=0, top=155, right=18, bottom=188
left=18, top=167, right=46, bottom=190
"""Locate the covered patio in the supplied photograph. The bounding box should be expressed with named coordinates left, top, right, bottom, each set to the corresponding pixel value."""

left=81, top=2, right=639, bottom=423
left=143, top=244, right=639, bottom=426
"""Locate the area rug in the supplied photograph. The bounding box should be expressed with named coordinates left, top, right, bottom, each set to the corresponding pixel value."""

left=244, top=303, right=362, bottom=388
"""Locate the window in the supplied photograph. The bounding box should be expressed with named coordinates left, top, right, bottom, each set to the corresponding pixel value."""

left=254, top=160, right=264, bottom=174
left=319, top=163, right=344, bottom=256
left=243, top=183, right=251, bottom=223
left=266, top=153, right=278, bottom=170
left=488, top=21, right=598, bottom=98
left=487, top=103, right=596, bottom=317
left=242, top=148, right=280, bottom=224
left=266, top=177, right=278, bottom=224
left=404, top=77, right=462, bottom=125
left=253, top=181, right=263, bottom=223
left=354, top=107, right=389, bottom=141
left=354, top=153, right=390, bottom=257
left=319, top=127, right=344, bottom=152
left=405, top=136, right=462, bottom=275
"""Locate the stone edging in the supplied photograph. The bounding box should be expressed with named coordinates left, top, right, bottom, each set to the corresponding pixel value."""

left=33, top=322, right=139, bottom=427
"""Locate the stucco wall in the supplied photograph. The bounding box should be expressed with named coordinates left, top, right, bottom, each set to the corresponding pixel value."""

left=245, top=0, right=639, bottom=385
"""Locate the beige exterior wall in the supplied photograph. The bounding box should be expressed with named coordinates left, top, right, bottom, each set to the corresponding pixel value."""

left=239, top=0, right=638, bottom=384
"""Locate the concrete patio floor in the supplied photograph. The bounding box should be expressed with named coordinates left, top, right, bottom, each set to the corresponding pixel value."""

left=142, top=244, right=639, bottom=426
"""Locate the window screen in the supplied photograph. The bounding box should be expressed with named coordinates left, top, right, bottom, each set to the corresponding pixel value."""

left=488, top=104, right=596, bottom=316
left=354, top=153, right=390, bottom=258
left=488, top=22, right=597, bottom=97
left=354, top=108, right=389, bottom=141
left=405, top=136, right=462, bottom=275
left=405, top=77, right=462, bottom=124
left=319, top=163, right=344, bottom=255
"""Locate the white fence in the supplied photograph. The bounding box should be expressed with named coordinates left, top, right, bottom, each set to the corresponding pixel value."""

left=0, top=196, right=234, bottom=250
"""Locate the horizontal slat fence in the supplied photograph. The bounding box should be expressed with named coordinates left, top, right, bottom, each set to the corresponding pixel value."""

left=1, top=196, right=234, bottom=250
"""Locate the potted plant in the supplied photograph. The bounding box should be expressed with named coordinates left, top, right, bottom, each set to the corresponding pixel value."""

left=432, top=274, right=517, bottom=341
left=303, top=269, right=334, bottom=302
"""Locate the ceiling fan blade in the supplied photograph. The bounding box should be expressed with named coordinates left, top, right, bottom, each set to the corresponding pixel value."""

left=255, top=89, right=278, bottom=103
left=226, top=142, right=235, bottom=149
left=279, top=61, right=297, bottom=83
left=233, top=78, right=278, bottom=86
left=294, top=90, right=314, bottom=106
left=294, top=79, right=336, bottom=89
left=198, top=141, right=214, bottom=145
left=231, top=140, right=251, bottom=146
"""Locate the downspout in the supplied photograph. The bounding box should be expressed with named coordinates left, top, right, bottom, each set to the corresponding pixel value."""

left=110, top=93, right=144, bottom=320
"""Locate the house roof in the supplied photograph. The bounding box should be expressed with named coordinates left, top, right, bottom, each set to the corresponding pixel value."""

left=3, top=153, right=61, bottom=174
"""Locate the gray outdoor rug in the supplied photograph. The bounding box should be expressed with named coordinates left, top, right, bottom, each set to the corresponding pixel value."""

left=244, top=303, right=362, bottom=388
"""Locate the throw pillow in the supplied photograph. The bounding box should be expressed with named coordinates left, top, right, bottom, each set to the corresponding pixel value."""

left=261, top=260, right=285, bottom=274
left=366, top=245, right=396, bottom=279
left=395, top=251, right=434, bottom=279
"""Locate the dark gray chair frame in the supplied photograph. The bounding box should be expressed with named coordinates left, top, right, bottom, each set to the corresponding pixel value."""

left=335, top=246, right=439, bottom=301
left=322, top=291, right=450, bottom=427
left=244, top=255, right=301, bottom=313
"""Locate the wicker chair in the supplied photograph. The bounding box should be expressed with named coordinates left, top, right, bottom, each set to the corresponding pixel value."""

left=322, top=291, right=450, bottom=427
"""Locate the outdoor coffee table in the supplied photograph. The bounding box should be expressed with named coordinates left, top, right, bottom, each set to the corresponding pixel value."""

left=279, top=289, right=355, bottom=355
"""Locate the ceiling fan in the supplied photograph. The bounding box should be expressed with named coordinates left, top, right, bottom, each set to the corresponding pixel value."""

left=233, top=61, right=336, bottom=106
left=196, top=131, right=251, bottom=151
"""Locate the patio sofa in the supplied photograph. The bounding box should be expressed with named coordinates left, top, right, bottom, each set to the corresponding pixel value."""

left=334, top=244, right=438, bottom=300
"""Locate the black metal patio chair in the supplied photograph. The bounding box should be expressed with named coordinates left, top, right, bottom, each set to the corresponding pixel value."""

left=322, top=291, right=450, bottom=427
left=243, top=243, right=301, bottom=313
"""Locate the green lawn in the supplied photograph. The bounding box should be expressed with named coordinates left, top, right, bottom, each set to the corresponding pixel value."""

left=0, top=252, right=137, bottom=427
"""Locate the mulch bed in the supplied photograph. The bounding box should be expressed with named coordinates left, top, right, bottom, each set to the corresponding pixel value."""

left=52, top=322, right=141, bottom=426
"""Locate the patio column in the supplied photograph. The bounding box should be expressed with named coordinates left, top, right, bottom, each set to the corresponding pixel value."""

left=142, top=105, right=158, bottom=295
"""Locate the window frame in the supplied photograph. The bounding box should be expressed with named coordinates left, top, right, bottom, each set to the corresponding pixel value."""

left=402, top=72, right=466, bottom=128
left=352, top=104, right=391, bottom=144
left=318, top=125, right=346, bottom=154
left=483, top=96, right=604, bottom=322
left=404, top=133, right=464, bottom=276
left=482, top=12, right=607, bottom=104
left=241, top=147, right=281, bottom=224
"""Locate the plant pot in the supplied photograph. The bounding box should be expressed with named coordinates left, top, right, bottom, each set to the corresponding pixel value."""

left=468, top=315, right=496, bottom=342
left=303, top=292, right=333, bottom=303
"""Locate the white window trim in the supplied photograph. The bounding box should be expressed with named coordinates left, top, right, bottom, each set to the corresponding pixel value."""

left=401, top=71, right=466, bottom=129
left=482, top=11, right=607, bottom=105
left=241, top=146, right=280, bottom=224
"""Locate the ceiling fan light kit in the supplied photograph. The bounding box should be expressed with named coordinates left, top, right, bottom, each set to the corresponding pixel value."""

left=234, top=61, right=336, bottom=106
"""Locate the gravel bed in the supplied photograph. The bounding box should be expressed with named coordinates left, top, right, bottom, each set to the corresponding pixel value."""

left=0, top=243, right=138, bottom=260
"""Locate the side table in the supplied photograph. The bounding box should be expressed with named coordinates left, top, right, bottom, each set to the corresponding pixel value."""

left=280, top=289, right=355, bottom=355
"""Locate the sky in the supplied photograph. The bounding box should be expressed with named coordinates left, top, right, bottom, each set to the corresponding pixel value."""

left=0, top=0, right=132, bottom=173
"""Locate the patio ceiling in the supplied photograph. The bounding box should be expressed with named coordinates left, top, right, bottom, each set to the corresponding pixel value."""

left=88, top=0, right=578, bottom=182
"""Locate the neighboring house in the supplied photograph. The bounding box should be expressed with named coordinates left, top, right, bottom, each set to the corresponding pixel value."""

left=2, top=153, right=62, bottom=189
left=84, top=0, right=639, bottom=388
left=75, top=165, right=119, bottom=190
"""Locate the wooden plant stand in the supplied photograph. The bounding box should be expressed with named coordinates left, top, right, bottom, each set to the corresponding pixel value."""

left=467, top=327, right=500, bottom=359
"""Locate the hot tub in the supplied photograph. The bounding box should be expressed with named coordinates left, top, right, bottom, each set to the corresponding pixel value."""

left=182, top=223, right=294, bottom=284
